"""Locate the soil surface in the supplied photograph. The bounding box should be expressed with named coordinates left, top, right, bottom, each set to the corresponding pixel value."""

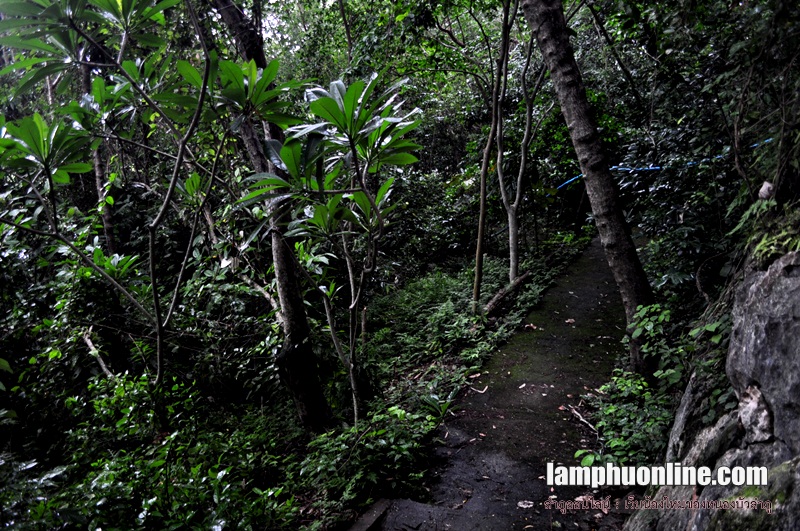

left=376, top=238, right=636, bottom=530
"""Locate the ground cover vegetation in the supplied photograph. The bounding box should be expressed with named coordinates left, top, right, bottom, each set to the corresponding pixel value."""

left=0, top=0, right=798, bottom=528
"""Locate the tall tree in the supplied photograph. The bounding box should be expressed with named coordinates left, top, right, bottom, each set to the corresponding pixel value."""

left=210, top=0, right=332, bottom=430
left=520, top=0, right=655, bottom=374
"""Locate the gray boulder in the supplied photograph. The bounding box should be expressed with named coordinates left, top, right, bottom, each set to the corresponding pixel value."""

left=626, top=252, right=800, bottom=530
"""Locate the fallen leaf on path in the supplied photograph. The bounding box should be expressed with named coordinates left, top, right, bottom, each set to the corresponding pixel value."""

left=517, top=500, right=536, bottom=509
left=479, top=433, right=486, bottom=437
left=519, top=383, right=526, bottom=389
left=558, top=405, right=566, bottom=410
left=469, top=373, right=481, bottom=379
left=565, top=318, right=576, bottom=324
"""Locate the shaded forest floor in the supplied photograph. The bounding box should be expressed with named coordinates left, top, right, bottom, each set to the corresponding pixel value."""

left=366, top=238, right=636, bottom=530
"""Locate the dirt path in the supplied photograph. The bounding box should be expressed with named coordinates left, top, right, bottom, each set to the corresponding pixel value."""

left=378, top=238, right=631, bottom=530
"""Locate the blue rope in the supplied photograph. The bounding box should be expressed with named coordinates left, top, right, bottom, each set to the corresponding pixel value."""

left=554, top=137, right=773, bottom=190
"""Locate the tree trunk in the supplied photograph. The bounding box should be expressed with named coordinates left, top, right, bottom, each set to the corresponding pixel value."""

left=271, top=215, right=332, bottom=431
left=209, top=0, right=332, bottom=429
left=521, top=0, right=655, bottom=374
left=508, top=206, right=520, bottom=281
left=472, top=55, right=503, bottom=313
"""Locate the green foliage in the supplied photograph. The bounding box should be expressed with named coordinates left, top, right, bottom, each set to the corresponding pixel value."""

left=583, top=298, right=739, bottom=466
left=581, top=303, right=688, bottom=466
left=295, top=405, right=434, bottom=529
left=745, top=204, right=800, bottom=269
left=579, top=370, right=673, bottom=466
left=627, top=304, right=686, bottom=389
left=3, top=375, right=303, bottom=529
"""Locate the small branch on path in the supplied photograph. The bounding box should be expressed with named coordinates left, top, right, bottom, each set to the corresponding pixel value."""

left=568, top=404, right=597, bottom=433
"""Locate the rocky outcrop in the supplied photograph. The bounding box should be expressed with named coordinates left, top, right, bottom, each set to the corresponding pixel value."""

left=625, top=252, right=800, bottom=531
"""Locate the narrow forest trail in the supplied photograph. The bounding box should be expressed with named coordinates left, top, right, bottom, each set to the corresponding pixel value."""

left=373, top=238, right=632, bottom=530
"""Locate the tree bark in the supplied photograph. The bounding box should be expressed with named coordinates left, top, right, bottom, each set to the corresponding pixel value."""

left=521, top=0, right=655, bottom=374
left=209, top=0, right=332, bottom=430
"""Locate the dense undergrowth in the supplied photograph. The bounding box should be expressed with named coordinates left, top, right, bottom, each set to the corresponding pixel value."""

left=0, top=232, right=591, bottom=530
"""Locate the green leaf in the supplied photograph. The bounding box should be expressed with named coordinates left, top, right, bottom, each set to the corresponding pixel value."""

left=329, top=79, right=347, bottom=108
left=349, top=191, right=372, bottom=220
left=59, top=162, right=92, bottom=173
left=342, top=79, right=365, bottom=127
left=177, top=60, right=203, bottom=89
left=376, top=177, right=394, bottom=205
left=0, top=56, right=50, bottom=76
left=310, top=97, right=346, bottom=131
left=379, top=153, right=418, bottom=166
left=287, top=122, right=328, bottom=139
left=239, top=174, right=291, bottom=203
left=51, top=169, right=70, bottom=184
left=0, top=1, right=49, bottom=16
left=152, top=92, right=198, bottom=107
left=280, top=141, right=303, bottom=179
left=15, top=63, right=69, bottom=96
left=245, top=59, right=258, bottom=95
left=219, top=60, right=244, bottom=92
left=0, top=33, right=61, bottom=53
left=261, top=112, right=302, bottom=128
left=133, top=32, right=166, bottom=48
left=140, top=0, right=181, bottom=20
left=184, top=172, right=202, bottom=196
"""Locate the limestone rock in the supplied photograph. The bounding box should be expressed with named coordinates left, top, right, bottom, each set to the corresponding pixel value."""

left=626, top=252, right=800, bottom=530
left=727, top=252, right=800, bottom=454
left=739, top=384, right=773, bottom=444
